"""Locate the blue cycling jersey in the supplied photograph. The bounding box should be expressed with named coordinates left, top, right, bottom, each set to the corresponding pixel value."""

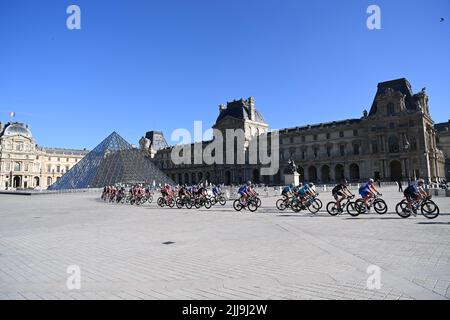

left=298, top=186, right=309, bottom=196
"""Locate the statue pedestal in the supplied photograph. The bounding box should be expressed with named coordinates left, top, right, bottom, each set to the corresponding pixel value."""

left=284, top=172, right=300, bottom=186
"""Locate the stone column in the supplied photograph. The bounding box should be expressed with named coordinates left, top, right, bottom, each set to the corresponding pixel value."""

left=330, top=165, right=336, bottom=182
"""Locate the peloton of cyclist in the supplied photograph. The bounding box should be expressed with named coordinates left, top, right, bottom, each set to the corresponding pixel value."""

left=358, top=179, right=381, bottom=212
left=404, top=179, right=427, bottom=215
left=332, top=179, right=354, bottom=212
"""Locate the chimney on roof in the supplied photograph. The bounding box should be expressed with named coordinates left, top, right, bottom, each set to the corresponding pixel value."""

left=248, top=97, right=255, bottom=121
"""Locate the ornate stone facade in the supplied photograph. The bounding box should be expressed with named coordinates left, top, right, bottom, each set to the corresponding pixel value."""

left=0, top=122, right=88, bottom=190
left=144, top=79, right=447, bottom=185
left=436, top=120, right=450, bottom=179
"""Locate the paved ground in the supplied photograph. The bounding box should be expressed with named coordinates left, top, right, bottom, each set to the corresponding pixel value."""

left=1, top=186, right=450, bottom=300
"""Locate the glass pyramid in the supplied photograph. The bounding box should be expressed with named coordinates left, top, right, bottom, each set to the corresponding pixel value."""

left=48, top=132, right=174, bottom=190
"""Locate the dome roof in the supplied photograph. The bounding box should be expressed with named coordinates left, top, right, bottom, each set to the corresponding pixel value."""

left=1, top=122, right=33, bottom=138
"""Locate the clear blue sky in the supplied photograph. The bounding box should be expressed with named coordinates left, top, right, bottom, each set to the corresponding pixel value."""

left=1, top=0, right=449, bottom=150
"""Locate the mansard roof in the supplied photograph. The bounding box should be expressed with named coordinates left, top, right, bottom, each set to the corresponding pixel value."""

left=278, top=118, right=361, bottom=134
left=369, top=78, right=423, bottom=116
left=215, top=98, right=266, bottom=124
left=435, top=120, right=450, bottom=133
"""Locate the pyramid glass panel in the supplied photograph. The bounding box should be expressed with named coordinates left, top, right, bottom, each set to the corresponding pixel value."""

left=48, top=132, right=174, bottom=190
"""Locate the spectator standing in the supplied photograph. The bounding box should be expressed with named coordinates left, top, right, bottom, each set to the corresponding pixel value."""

left=397, top=180, right=403, bottom=192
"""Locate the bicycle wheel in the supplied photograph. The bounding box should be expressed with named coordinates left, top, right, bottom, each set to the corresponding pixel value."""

left=176, top=198, right=183, bottom=209
left=356, top=199, right=368, bottom=214
left=186, top=199, right=193, bottom=209
left=346, top=201, right=356, bottom=215
left=247, top=201, right=258, bottom=212
left=204, top=199, right=212, bottom=209
left=256, top=197, right=262, bottom=208
left=276, top=199, right=287, bottom=211
left=395, top=200, right=410, bottom=218
left=326, top=201, right=339, bottom=216
left=308, top=199, right=321, bottom=214
left=148, top=195, right=153, bottom=204
left=157, top=197, right=164, bottom=207
left=349, top=200, right=363, bottom=216
left=219, top=196, right=226, bottom=206
left=233, top=199, right=243, bottom=211
left=374, top=199, right=388, bottom=214
left=421, top=200, right=440, bottom=219
left=315, top=198, right=323, bottom=210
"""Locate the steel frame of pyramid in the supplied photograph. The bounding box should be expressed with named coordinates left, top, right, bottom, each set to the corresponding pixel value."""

left=48, top=132, right=174, bottom=190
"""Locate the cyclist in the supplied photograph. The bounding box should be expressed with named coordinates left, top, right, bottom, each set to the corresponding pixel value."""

left=281, top=184, right=294, bottom=199
left=178, top=184, right=187, bottom=198
left=404, top=179, right=427, bottom=215
left=238, top=181, right=252, bottom=205
left=332, top=179, right=354, bottom=212
left=196, top=183, right=208, bottom=199
left=358, top=179, right=381, bottom=212
left=296, top=183, right=312, bottom=207
left=212, top=184, right=222, bottom=198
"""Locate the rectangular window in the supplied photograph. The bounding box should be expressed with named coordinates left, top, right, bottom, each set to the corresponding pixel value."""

left=353, top=129, right=358, bottom=136
left=301, top=136, right=305, bottom=142
left=340, top=145, right=345, bottom=156
left=372, top=141, right=378, bottom=154
left=326, top=133, right=330, bottom=139
left=326, top=146, right=332, bottom=157
left=353, top=144, right=360, bottom=155
left=339, top=131, right=344, bottom=138
left=313, top=134, right=318, bottom=141
left=313, top=147, right=318, bottom=158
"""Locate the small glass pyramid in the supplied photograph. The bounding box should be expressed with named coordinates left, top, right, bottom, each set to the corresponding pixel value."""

left=48, top=132, right=174, bottom=190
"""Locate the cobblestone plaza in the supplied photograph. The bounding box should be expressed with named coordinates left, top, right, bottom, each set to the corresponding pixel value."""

left=1, top=186, right=449, bottom=300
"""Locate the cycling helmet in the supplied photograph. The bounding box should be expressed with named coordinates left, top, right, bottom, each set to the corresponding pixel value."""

left=247, top=181, right=252, bottom=186
left=417, top=179, right=425, bottom=185
left=369, top=179, right=374, bottom=184
left=342, top=179, right=348, bottom=185
left=309, top=182, right=315, bottom=187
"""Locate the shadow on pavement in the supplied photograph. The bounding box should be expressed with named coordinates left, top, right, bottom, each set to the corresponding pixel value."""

left=417, top=222, right=450, bottom=225
left=345, top=217, right=403, bottom=220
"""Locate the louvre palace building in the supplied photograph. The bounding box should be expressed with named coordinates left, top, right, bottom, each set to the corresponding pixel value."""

left=143, top=78, right=448, bottom=186
left=0, top=122, right=88, bottom=190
